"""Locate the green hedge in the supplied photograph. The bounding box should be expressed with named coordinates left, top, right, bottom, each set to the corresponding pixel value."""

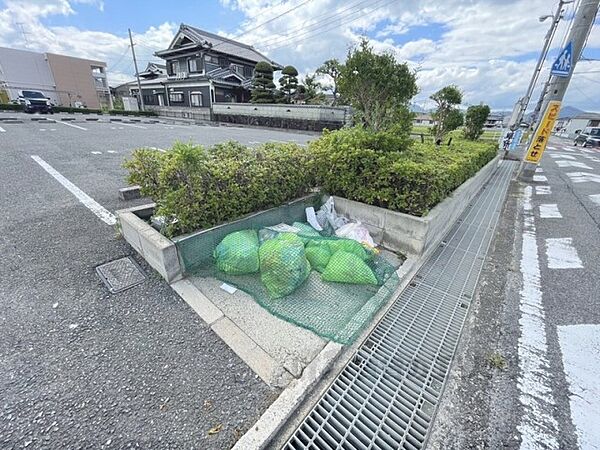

left=311, top=127, right=497, bottom=216
left=109, top=109, right=157, bottom=117
left=0, top=103, right=23, bottom=111
left=124, top=141, right=315, bottom=236
left=52, top=106, right=103, bottom=114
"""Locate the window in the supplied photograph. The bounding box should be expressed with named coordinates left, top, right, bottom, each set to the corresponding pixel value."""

left=244, top=66, right=253, bottom=78
left=232, top=64, right=244, bottom=75
left=167, top=60, right=180, bottom=75
left=188, top=57, right=202, bottom=73
left=190, top=92, right=203, bottom=107
left=169, top=91, right=184, bottom=103
left=205, top=55, right=219, bottom=65
left=142, top=94, right=153, bottom=105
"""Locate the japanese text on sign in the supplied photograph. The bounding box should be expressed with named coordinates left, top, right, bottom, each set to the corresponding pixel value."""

left=524, top=101, right=561, bottom=164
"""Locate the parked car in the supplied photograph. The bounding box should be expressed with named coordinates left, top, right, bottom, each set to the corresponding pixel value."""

left=573, top=126, right=600, bottom=147
left=17, top=90, right=53, bottom=114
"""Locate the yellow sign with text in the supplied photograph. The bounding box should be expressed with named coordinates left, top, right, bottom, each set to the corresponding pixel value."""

left=524, top=100, right=562, bottom=164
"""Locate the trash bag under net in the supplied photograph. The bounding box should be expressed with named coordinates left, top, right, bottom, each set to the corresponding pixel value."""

left=305, top=241, right=332, bottom=273
left=259, top=233, right=311, bottom=299
left=322, top=250, right=378, bottom=285
left=316, top=238, right=372, bottom=261
left=213, top=229, right=260, bottom=275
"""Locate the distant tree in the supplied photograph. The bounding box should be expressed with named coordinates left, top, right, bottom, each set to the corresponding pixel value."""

left=430, top=85, right=462, bottom=141
left=464, top=104, right=491, bottom=140
left=301, top=74, right=326, bottom=104
left=316, top=59, right=342, bottom=105
left=279, top=65, right=299, bottom=103
left=251, top=62, right=275, bottom=103
left=338, top=38, right=418, bottom=132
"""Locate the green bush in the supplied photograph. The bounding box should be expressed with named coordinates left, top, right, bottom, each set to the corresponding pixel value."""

left=124, top=141, right=315, bottom=236
left=0, top=103, right=22, bottom=111
left=109, top=109, right=157, bottom=117
left=53, top=106, right=102, bottom=114
left=311, top=128, right=497, bottom=216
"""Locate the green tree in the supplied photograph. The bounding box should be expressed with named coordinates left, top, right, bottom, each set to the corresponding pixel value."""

left=316, top=59, right=343, bottom=105
left=300, top=74, right=326, bottom=104
left=430, top=85, right=462, bottom=141
left=464, top=104, right=491, bottom=140
left=338, top=39, right=418, bottom=132
left=279, top=65, right=299, bottom=103
left=251, top=62, right=276, bottom=103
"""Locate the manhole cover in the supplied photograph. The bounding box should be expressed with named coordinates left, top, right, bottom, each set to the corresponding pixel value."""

left=96, top=257, right=145, bottom=293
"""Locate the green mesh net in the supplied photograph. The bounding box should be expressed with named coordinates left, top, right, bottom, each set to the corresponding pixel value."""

left=175, top=195, right=401, bottom=344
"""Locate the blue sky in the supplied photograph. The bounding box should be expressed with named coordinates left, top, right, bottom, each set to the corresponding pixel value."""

left=1, top=0, right=599, bottom=111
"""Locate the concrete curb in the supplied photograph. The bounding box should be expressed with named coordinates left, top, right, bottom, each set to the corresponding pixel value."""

left=117, top=204, right=182, bottom=283
left=332, top=155, right=501, bottom=256
left=170, top=278, right=295, bottom=388
left=232, top=341, right=343, bottom=450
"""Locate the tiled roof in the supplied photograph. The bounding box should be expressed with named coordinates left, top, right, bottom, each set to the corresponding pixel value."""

left=173, top=24, right=281, bottom=68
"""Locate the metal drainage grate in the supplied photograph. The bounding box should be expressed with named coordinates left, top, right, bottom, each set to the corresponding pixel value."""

left=96, top=256, right=146, bottom=293
left=284, top=161, right=516, bottom=450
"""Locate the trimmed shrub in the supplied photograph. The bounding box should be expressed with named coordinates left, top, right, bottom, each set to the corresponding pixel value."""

left=52, top=106, right=102, bottom=114
left=109, top=109, right=157, bottom=117
left=124, top=141, right=315, bottom=236
left=0, top=103, right=23, bottom=111
left=311, top=128, right=497, bottom=216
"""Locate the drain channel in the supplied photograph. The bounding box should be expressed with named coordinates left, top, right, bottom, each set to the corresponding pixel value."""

left=284, top=161, right=516, bottom=449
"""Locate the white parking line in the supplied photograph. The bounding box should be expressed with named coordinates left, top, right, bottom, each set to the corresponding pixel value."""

left=557, top=324, right=600, bottom=450
left=589, top=194, right=600, bottom=206
left=539, top=204, right=562, bottom=218
left=517, top=185, right=559, bottom=450
left=56, top=120, right=87, bottom=131
left=555, top=160, right=593, bottom=170
left=535, top=186, right=552, bottom=195
left=545, top=238, right=583, bottom=269
left=120, top=122, right=147, bottom=129
left=30, top=155, right=116, bottom=226
left=0, top=125, right=6, bottom=133
left=533, top=175, right=548, bottom=182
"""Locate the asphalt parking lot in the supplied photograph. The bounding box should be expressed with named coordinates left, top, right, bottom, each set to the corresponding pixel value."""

left=0, top=114, right=316, bottom=448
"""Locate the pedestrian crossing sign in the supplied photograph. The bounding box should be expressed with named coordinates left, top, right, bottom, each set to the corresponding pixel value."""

left=551, top=41, right=573, bottom=77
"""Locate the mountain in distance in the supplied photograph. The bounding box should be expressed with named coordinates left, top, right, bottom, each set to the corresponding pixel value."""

left=558, top=105, right=584, bottom=119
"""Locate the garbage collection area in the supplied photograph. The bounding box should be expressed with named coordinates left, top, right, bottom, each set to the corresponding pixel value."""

left=176, top=195, right=404, bottom=349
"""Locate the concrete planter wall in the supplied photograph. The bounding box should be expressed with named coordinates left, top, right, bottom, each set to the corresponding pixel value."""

left=331, top=155, right=501, bottom=256
left=117, top=204, right=183, bottom=283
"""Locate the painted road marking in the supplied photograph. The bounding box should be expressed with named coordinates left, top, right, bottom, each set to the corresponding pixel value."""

left=545, top=238, right=583, bottom=269
left=550, top=154, right=576, bottom=160
left=535, top=167, right=544, bottom=173
left=56, top=120, right=87, bottom=131
left=557, top=324, right=600, bottom=450
left=589, top=194, right=600, bottom=206
left=147, top=146, right=166, bottom=153
left=536, top=186, right=552, bottom=195
left=547, top=146, right=557, bottom=150
left=566, top=172, right=600, bottom=183
left=533, top=175, right=548, bottom=182
left=107, top=150, right=117, bottom=154
left=0, top=126, right=6, bottom=132
left=517, top=185, right=559, bottom=450
left=119, top=122, right=147, bottom=129
left=539, top=204, right=562, bottom=218
left=91, top=151, right=102, bottom=155
left=555, top=160, right=593, bottom=170
left=30, top=155, right=116, bottom=226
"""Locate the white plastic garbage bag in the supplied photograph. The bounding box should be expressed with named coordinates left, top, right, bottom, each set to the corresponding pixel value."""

left=335, top=222, right=376, bottom=247
left=315, top=197, right=348, bottom=231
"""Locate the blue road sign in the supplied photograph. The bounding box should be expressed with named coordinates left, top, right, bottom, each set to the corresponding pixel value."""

left=551, top=41, right=573, bottom=77
left=509, top=129, right=523, bottom=151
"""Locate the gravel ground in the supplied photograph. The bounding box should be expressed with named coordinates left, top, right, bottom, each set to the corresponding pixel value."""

left=0, top=118, right=312, bottom=448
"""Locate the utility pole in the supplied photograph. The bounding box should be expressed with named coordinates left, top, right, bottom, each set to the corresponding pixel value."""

left=128, top=28, right=144, bottom=111
left=507, top=0, right=568, bottom=131
left=521, top=0, right=599, bottom=176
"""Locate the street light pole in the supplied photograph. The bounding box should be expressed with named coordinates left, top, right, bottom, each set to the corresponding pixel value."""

left=507, top=0, right=568, bottom=131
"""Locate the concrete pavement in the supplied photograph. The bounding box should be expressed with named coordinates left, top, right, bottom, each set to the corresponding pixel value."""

left=0, top=118, right=314, bottom=448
